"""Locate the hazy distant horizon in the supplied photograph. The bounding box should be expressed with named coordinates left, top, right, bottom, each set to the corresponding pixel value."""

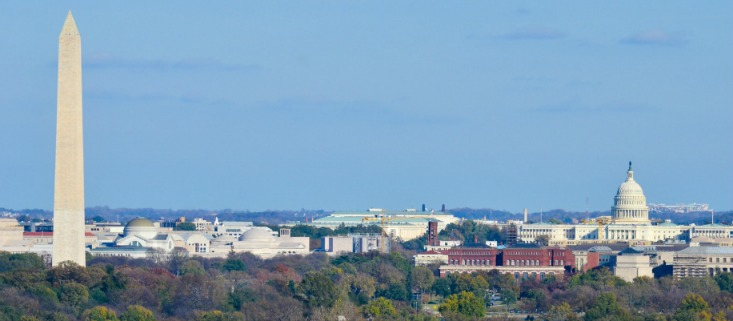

left=1, top=2, right=731, bottom=212
left=5, top=204, right=729, bottom=216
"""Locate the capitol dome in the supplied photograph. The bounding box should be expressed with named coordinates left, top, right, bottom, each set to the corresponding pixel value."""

left=124, top=217, right=158, bottom=239
left=239, top=228, right=275, bottom=242
left=612, top=162, right=649, bottom=224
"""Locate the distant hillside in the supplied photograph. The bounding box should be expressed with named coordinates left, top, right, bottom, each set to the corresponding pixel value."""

left=2, top=206, right=332, bottom=225
left=3, top=206, right=730, bottom=226
left=449, top=208, right=732, bottom=226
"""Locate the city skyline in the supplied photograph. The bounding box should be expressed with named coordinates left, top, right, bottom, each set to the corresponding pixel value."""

left=0, top=2, right=731, bottom=212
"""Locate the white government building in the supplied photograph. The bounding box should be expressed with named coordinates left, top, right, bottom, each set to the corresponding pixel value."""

left=90, top=217, right=309, bottom=259
left=518, top=163, right=732, bottom=245
left=307, top=208, right=459, bottom=241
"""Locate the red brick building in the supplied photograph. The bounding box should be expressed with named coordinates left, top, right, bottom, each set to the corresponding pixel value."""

left=500, top=247, right=573, bottom=268
left=436, top=246, right=575, bottom=279
left=443, top=248, right=499, bottom=267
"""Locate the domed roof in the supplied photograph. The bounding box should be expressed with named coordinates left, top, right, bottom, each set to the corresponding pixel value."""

left=618, top=179, right=644, bottom=195
left=240, top=228, right=275, bottom=241
left=616, top=162, right=644, bottom=195
left=126, top=217, right=154, bottom=228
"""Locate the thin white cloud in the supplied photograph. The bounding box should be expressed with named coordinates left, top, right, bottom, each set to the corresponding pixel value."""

left=621, top=30, right=685, bottom=46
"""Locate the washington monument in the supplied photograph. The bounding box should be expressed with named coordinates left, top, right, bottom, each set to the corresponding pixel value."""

left=52, top=12, right=86, bottom=267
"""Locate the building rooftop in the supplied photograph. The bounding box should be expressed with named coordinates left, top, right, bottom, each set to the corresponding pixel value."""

left=677, top=246, right=733, bottom=255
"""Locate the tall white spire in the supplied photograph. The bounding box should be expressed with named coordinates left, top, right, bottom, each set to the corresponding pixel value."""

left=53, top=11, right=86, bottom=267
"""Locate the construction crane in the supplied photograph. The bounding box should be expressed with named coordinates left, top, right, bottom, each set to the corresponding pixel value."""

left=361, top=210, right=401, bottom=253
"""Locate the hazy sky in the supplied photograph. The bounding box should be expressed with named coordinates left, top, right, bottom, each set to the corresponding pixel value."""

left=1, top=2, right=731, bottom=212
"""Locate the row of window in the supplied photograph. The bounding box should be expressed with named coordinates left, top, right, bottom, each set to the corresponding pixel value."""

left=444, top=270, right=556, bottom=280
left=447, top=251, right=494, bottom=256
left=449, top=259, right=491, bottom=266
left=708, top=257, right=733, bottom=263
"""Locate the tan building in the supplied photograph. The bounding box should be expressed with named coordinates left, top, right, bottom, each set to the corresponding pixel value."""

left=414, top=250, right=449, bottom=266
left=673, top=246, right=733, bottom=278
left=614, top=247, right=653, bottom=281
left=0, top=218, right=26, bottom=253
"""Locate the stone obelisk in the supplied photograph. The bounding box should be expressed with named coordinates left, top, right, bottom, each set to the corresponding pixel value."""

left=52, top=12, right=86, bottom=267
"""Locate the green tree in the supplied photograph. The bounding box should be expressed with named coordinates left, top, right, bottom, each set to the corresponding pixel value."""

left=58, top=281, right=89, bottom=308
left=175, top=222, right=196, bottom=231
left=119, top=305, right=156, bottom=321
left=179, top=260, right=205, bottom=276
left=439, top=291, right=485, bottom=318
left=432, top=278, right=452, bottom=297
left=0, top=252, right=45, bottom=272
left=381, top=282, right=409, bottom=301
left=584, top=292, right=631, bottom=321
left=502, top=288, right=518, bottom=305
left=222, top=257, right=246, bottom=272
left=82, top=306, right=119, bottom=321
left=714, top=272, right=733, bottom=293
left=298, top=271, right=338, bottom=308
left=362, top=297, right=397, bottom=318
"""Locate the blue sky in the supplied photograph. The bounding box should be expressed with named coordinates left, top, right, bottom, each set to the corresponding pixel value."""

left=1, top=2, right=731, bottom=212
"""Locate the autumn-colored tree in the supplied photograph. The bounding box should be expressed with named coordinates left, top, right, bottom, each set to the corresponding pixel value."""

left=119, top=305, right=156, bottom=321
left=82, top=306, right=119, bottom=321
left=362, top=297, right=397, bottom=318
left=439, top=291, right=485, bottom=318
left=544, top=302, right=578, bottom=321
left=673, top=293, right=711, bottom=321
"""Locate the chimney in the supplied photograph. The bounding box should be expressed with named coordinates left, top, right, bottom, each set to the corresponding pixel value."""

left=524, top=208, right=528, bottom=223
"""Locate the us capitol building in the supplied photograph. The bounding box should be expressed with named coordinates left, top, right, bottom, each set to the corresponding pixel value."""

left=518, top=163, right=731, bottom=245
